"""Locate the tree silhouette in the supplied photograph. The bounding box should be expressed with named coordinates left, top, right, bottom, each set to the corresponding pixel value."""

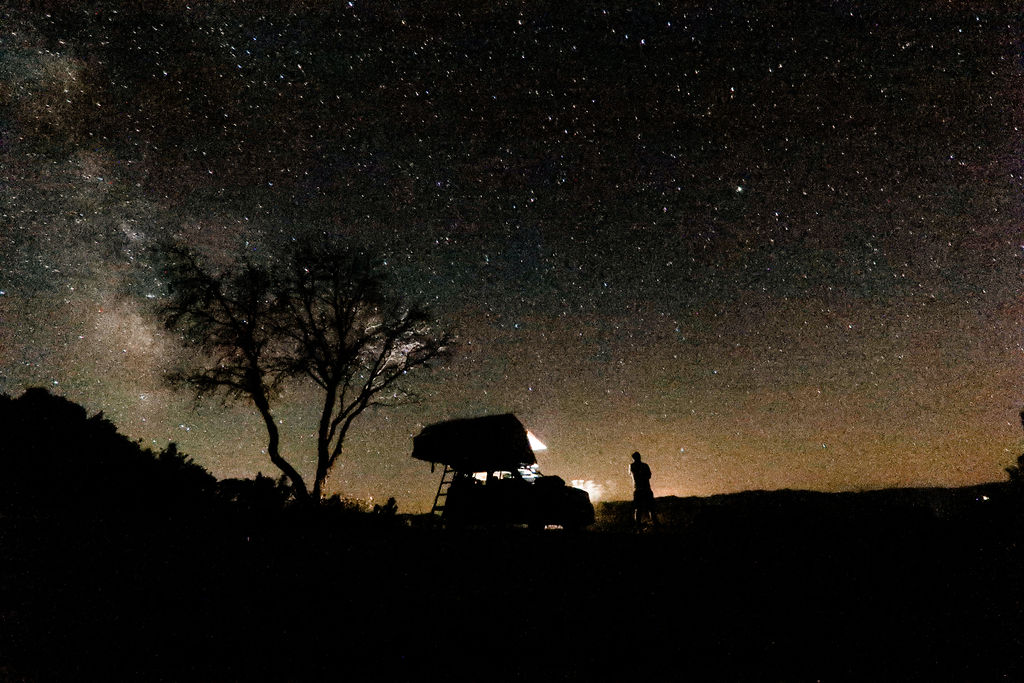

left=1006, top=408, right=1024, bottom=487
left=157, top=241, right=451, bottom=502
left=1006, top=456, right=1024, bottom=485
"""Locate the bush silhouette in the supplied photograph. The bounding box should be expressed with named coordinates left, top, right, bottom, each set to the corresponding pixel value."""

left=218, top=472, right=292, bottom=517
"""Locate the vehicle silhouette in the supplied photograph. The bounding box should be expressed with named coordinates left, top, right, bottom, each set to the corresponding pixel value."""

left=412, top=414, right=594, bottom=530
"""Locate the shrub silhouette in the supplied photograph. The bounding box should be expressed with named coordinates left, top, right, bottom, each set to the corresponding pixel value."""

left=218, top=472, right=292, bottom=517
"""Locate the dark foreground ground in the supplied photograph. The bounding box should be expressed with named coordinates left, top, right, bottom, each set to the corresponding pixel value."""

left=2, top=489, right=1023, bottom=682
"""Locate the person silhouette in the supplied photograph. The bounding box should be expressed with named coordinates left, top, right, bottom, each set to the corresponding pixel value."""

left=629, top=451, right=658, bottom=530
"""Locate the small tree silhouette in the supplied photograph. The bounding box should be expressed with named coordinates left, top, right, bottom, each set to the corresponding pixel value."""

left=1006, top=408, right=1024, bottom=487
left=1006, top=455, right=1024, bottom=485
left=157, top=239, right=452, bottom=503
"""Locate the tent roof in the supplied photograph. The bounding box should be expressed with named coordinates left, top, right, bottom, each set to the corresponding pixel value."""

left=411, top=413, right=536, bottom=472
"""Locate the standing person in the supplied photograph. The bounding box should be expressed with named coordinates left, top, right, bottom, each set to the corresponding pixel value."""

left=630, top=451, right=658, bottom=530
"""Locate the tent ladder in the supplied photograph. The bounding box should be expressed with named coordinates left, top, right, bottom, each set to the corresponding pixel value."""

left=431, top=464, right=456, bottom=516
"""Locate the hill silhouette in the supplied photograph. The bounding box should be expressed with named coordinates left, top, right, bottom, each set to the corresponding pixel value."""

left=0, top=388, right=218, bottom=525
left=1, top=389, right=1022, bottom=680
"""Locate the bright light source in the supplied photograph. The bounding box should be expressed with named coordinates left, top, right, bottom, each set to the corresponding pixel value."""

left=571, top=479, right=604, bottom=503
left=526, top=430, right=547, bottom=451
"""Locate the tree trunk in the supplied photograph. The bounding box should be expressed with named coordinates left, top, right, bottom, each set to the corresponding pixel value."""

left=312, top=460, right=330, bottom=501
left=312, top=384, right=338, bottom=501
left=253, top=392, right=310, bottom=502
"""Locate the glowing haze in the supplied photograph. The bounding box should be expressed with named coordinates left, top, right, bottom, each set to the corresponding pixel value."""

left=2, top=2, right=1022, bottom=512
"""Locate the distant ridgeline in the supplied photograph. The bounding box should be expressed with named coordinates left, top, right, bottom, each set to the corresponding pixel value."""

left=2, top=387, right=1018, bottom=535
left=0, top=388, right=220, bottom=522
left=596, top=483, right=1019, bottom=536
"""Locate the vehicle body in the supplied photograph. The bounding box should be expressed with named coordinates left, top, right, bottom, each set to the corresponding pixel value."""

left=412, top=414, right=594, bottom=530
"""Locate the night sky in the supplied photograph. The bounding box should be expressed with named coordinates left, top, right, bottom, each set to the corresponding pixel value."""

left=2, top=1, right=1022, bottom=511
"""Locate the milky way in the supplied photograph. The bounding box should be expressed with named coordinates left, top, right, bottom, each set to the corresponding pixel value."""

left=2, top=1, right=1022, bottom=511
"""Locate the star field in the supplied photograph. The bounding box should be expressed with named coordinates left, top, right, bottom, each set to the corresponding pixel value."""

left=2, top=1, right=1022, bottom=511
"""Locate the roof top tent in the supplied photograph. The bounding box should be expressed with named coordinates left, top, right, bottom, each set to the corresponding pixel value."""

left=412, top=414, right=594, bottom=529
left=412, top=413, right=536, bottom=473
